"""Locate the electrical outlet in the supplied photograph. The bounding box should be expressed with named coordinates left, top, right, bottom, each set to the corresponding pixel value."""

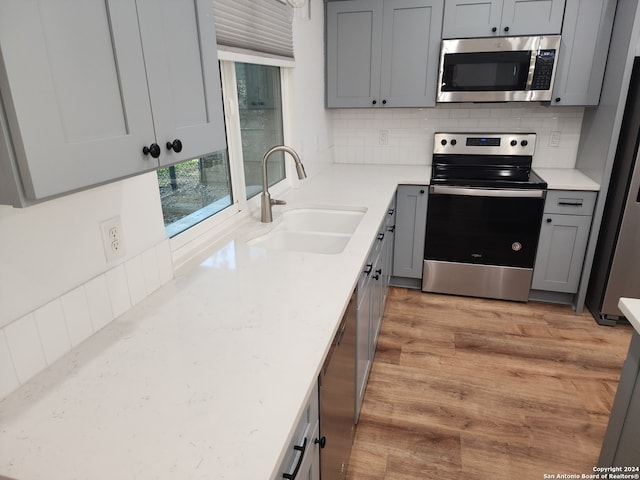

left=549, top=131, right=561, bottom=147
left=379, top=130, right=389, bottom=145
left=100, top=216, right=125, bottom=263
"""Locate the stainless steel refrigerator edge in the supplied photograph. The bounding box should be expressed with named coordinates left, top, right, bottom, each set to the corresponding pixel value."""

left=587, top=57, right=640, bottom=325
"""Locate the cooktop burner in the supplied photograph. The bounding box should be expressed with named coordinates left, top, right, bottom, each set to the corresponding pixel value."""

left=431, top=133, right=547, bottom=189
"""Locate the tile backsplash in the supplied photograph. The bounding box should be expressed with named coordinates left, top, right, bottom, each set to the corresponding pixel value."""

left=333, top=104, right=584, bottom=169
left=0, top=240, right=173, bottom=400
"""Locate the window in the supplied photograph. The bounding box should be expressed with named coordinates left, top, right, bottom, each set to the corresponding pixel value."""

left=157, top=150, right=232, bottom=238
left=157, top=61, right=287, bottom=238
left=236, top=63, right=285, bottom=199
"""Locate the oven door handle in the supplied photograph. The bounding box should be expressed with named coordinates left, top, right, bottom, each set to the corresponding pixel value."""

left=429, top=185, right=545, bottom=198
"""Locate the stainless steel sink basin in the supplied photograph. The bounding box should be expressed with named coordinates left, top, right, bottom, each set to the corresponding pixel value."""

left=247, top=207, right=366, bottom=254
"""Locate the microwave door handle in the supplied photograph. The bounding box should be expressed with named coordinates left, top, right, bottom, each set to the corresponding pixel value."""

left=526, top=50, right=537, bottom=91
left=429, top=185, right=545, bottom=199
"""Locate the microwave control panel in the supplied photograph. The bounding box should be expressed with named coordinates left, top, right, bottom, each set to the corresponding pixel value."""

left=531, top=50, right=556, bottom=90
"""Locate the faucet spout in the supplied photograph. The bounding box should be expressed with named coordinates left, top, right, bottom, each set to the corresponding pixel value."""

left=261, top=145, right=307, bottom=223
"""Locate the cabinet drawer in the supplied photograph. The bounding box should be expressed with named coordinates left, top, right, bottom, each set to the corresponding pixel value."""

left=277, top=382, right=319, bottom=479
left=544, top=190, right=597, bottom=216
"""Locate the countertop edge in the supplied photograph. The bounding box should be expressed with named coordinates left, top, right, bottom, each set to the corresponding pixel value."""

left=534, top=168, right=601, bottom=191
left=618, top=298, right=640, bottom=334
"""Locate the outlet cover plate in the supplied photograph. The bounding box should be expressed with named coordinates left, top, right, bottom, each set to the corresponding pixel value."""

left=100, top=216, right=125, bottom=263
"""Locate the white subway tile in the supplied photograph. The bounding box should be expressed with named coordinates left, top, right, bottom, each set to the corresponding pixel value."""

left=125, top=256, right=146, bottom=306
left=347, top=136, right=366, bottom=147
left=61, top=286, right=94, bottom=347
left=490, top=107, right=512, bottom=117
left=363, top=145, right=382, bottom=164
left=4, top=313, right=46, bottom=383
left=449, top=109, right=470, bottom=119
left=142, top=247, right=161, bottom=295
left=34, top=299, right=71, bottom=365
left=156, top=241, right=173, bottom=286
left=333, top=105, right=582, bottom=167
left=0, top=330, right=19, bottom=399
left=429, top=108, right=452, bottom=119
left=85, top=275, right=113, bottom=331
left=106, top=265, right=131, bottom=319
left=457, top=118, right=480, bottom=128
left=477, top=118, right=500, bottom=129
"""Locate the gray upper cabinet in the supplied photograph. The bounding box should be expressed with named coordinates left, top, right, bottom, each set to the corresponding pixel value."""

left=442, top=0, right=566, bottom=38
left=550, top=0, right=617, bottom=106
left=326, top=0, right=444, bottom=108
left=0, top=0, right=225, bottom=207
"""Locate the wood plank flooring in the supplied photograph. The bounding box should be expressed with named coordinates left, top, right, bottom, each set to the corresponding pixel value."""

left=346, top=288, right=634, bottom=480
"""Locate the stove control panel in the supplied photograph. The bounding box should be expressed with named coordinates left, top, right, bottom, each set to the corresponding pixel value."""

left=434, top=133, right=536, bottom=156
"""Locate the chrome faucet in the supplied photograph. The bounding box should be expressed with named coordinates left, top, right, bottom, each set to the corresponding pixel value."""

left=261, top=145, right=307, bottom=223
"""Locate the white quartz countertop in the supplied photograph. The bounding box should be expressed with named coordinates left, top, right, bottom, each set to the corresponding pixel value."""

left=619, top=298, right=640, bottom=334
left=0, top=164, right=430, bottom=480
left=534, top=168, right=600, bottom=191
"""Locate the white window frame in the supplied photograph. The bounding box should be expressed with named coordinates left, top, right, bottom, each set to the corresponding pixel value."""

left=168, top=51, right=297, bottom=269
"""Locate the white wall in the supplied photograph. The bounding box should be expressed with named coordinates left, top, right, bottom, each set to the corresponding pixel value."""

left=290, top=0, right=334, bottom=175
left=333, top=104, right=584, bottom=169
left=0, top=172, right=172, bottom=398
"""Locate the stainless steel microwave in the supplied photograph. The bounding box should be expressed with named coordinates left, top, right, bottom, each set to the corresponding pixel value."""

left=437, top=35, right=561, bottom=103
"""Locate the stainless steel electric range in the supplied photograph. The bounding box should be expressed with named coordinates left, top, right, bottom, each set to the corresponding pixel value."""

left=423, top=132, right=547, bottom=302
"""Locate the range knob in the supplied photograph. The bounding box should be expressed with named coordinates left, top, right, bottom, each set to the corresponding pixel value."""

left=510, top=140, right=517, bottom=147
left=450, top=139, right=457, bottom=146
left=521, top=140, right=528, bottom=147
left=441, top=139, right=447, bottom=146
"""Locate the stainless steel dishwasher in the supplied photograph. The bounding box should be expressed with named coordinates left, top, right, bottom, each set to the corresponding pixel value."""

left=318, top=290, right=356, bottom=480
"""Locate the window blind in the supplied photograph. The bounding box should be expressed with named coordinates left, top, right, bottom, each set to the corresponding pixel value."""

left=212, top=0, right=294, bottom=59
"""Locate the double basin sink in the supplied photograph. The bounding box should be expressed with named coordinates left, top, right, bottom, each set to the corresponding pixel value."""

left=247, top=206, right=367, bottom=255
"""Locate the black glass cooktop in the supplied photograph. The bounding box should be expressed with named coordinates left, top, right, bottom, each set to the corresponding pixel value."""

left=430, top=154, right=548, bottom=189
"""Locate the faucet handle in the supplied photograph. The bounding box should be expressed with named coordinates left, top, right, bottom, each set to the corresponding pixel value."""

left=271, top=199, right=286, bottom=206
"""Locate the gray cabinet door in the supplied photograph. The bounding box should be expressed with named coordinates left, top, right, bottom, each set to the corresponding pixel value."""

left=326, top=0, right=383, bottom=108
left=532, top=213, right=592, bottom=293
left=442, top=0, right=565, bottom=38
left=0, top=0, right=226, bottom=205
left=0, top=0, right=155, bottom=201
left=380, top=0, right=443, bottom=107
left=393, top=185, right=428, bottom=279
left=356, top=275, right=372, bottom=422
left=551, top=0, right=616, bottom=106
left=442, top=0, right=503, bottom=38
left=326, top=0, right=442, bottom=108
left=137, top=0, right=227, bottom=167
left=500, top=0, right=565, bottom=35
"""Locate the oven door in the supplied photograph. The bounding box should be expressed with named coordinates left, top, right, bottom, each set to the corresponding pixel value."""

left=423, top=186, right=545, bottom=301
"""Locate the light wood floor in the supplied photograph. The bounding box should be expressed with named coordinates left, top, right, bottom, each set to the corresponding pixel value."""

left=347, top=287, right=634, bottom=480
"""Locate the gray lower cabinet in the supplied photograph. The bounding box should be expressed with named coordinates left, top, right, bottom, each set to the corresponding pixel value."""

left=392, top=185, right=428, bottom=286
left=599, top=331, right=640, bottom=466
left=532, top=190, right=597, bottom=294
left=442, top=0, right=565, bottom=39
left=0, top=0, right=226, bottom=207
left=326, top=0, right=443, bottom=108
left=277, top=382, right=320, bottom=480
left=356, top=265, right=373, bottom=422
left=356, top=199, right=395, bottom=422
left=551, top=0, right=617, bottom=106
